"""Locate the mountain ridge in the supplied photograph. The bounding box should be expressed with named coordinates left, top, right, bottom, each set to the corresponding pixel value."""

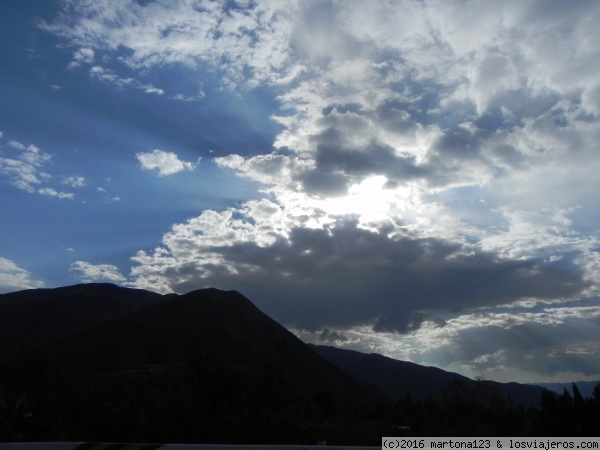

left=0, top=283, right=168, bottom=363
left=50, top=286, right=380, bottom=403
left=2, top=283, right=599, bottom=441
left=308, top=343, right=547, bottom=407
left=0, top=282, right=573, bottom=407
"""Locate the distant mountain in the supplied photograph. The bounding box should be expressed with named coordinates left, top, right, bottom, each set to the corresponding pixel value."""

left=0, top=283, right=168, bottom=362
left=532, top=381, right=600, bottom=398
left=309, top=344, right=548, bottom=407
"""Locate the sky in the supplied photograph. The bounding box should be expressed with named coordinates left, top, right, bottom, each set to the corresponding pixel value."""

left=1, top=0, right=600, bottom=384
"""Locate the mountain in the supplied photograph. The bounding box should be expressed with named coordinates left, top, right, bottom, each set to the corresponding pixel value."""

left=2, top=283, right=597, bottom=441
left=309, top=344, right=547, bottom=407
left=532, top=381, right=600, bottom=398
left=47, top=286, right=380, bottom=404
left=0, top=283, right=168, bottom=363
left=0, top=284, right=383, bottom=444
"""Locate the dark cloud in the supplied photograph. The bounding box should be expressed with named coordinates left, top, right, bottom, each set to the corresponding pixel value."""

left=295, top=111, right=428, bottom=196
left=157, top=218, right=587, bottom=333
left=373, top=312, right=425, bottom=334
left=294, top=104, right=532, bottom=198
left=319, top=328, right=348, bottom=343
left=414, top=313, right=600, bottom=378
left=295, top=168, right=350, bottom=197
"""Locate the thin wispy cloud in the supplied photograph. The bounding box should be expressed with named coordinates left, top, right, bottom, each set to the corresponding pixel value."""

left=0, top=134, right=75, bottom=198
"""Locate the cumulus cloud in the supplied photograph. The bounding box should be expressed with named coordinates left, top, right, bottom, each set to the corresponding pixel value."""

left=0, top=257, right=44, bottom=294
left=70, top=261, right=127, bottom=283
left=130, top=200, right=586, bottom=334
left=136, top=149, right=197, bottom=176
left=107, top=1, right=599, bottom=346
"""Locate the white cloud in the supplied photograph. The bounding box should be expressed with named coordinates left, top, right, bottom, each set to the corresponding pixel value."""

left=61, top=175, right=86, bottom=187
left=44, top=0, right=597, bottom=252
left=0, top=257, right=44, bottom=293
left=38, top=187, right=75, bottom=200
left=0, top=134, right=77, bottom=198
left=0, top=157, right=44, bottom=193
left=8, top=140, right=26, bottom=150
left=144, top=85, right=164, bottom=95
left=70, top=261, right=127, bottom=283
left=40, top=0, right=300, bottom=90
left=69, top=47, right=95, bottom=68
left=89, top=65, right=133, bottom=86
left=88, top=65, right=167, bottom=95
left=136, top=149, right=196, bottom=176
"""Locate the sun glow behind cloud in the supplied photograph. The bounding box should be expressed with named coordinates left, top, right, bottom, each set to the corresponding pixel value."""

left=311, top=176, right=397, bottom=225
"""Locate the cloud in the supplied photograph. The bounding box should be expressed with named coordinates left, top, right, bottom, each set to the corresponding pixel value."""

left=94, top=1, right=599, bottom=348
left=0, top=257, right=44, bottom=294
left=144, top=85, right=164, bottom=95
left=38, top=188, right=75, bottom=200
left=40, top=0, right=300, bottom=94
left=6, top=141, right=51, bottom=167
left=70, top=261, right=127, bottom=283
left=130, top=200, right=586, bottom=334
left=61, top=176, right=86, bottom=188
left=68, top=47, right=95, bottom=68
left=89, top=65, right=165, bottom=95
left=0, top=134, right=77, bottom=198
left=0, top=157, right=45, bottom=193
left=295, top=300, right=600, bottom=382
left=136, top=149, right=197, bottom=176
left=8, top=140, right=26, bottom=150
left=406, top=303, right=600, bottom=381
left=43, top=1, right=600, bottom=381
left=319, top=328, right=348, bottom=344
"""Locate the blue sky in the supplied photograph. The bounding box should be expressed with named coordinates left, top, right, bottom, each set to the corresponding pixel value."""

left=1, top=0, right=600, bottom=384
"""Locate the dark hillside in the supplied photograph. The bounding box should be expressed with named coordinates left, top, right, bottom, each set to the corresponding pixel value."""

left=2, top=284, right=597, bottom=441
left=0, top=283, right=167, bottom=362
left=309, top=344, right=546, bottom=407
left=0, top=284, right=382, bottom=444
left=51, top=287, right=380, bottom=404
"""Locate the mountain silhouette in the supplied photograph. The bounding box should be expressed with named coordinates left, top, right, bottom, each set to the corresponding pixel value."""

left=2, top=283, right=591, bottom=442
left=0, top=284, right=382, bottom=443
left=0, top=283, right=167, bottom=363
left=46, top=286, right=379, bottom=403
left=309, top=344, right=547, bottom=407
left=532, top=381, right=600, bottom=398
